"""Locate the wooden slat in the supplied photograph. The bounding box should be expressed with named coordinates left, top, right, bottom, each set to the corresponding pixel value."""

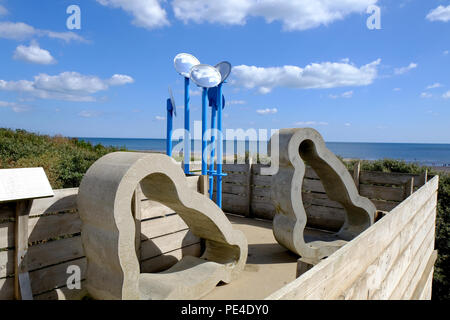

left=221, top=193, right=250, bottom=214
left=34, top=280, right=87, bottom=300
left=246, top=159, right=253, bottom=217
left=252, top=187, right=271, bottom=198
left=140, top=229, right=200, bottom=261
left=140, top=200, right=175, bottom=220
left=266, top=177, right=438, bottom=300
left=0, top=211, right=81, bottom=250
left=251, top=164, right=270, bottom=175
left=359, top=184, right=404, bottom=202
left=28, top=212, right=81, bottom=243
left=14, top=199, right=33, bottom=300
left=341, top=196, right=436, bottom=299
left=302, top=192, right=344, bottom=210
left=2, top=258, right=87, bottom=299
left=222, top=173, right=248, bottom=184
left=370, top=199, right=400, bottom=212
left=140, top=215, right=188, bottom=240
left=223, top=163, right=251, bottom=173
left=140, top=243, right=202, bottom=273
left=29, top=258, right=86, bottom=296
left=395, top=230, right=435, bottom=300
left=305, top=205, right=345, bottom=231
left=302, top=178, right=326, bottom=194
left=222, top=183, right=248, bottom=196
left=29, top=188, right=78, bottom=217
left=0, top=236, right=84, bottom=279
left=360, top=171, right=425, bottom=188
left=411, top=250, right=438, bottom=300
left=250, top=199, right=275, bottom=220
left=252, top=174, right=272, bottom=187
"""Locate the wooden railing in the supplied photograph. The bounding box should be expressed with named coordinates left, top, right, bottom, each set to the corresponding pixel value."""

left=0, top=176, right=204, bottom=300
left=0, top=163, right=433, bottom=300
left=267, top=176, right=439, bottom=300
left=214, top=162, right=428, bottom=231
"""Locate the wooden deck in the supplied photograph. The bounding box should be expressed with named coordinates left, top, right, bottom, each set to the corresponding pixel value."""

left=202, top=214, right=335, bottom=300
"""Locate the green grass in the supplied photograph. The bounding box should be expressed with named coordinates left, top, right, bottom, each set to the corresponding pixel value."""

left=0, top=128, right=126, bottom=189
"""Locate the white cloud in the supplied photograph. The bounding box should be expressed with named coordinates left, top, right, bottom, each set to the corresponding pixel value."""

left=44, top=30, right=86, bottom=43
left=13, top=41, right=56, bottom=65
left=0, top=22, right=36, bottom=40
left=0, top=72, right=134, bottom=102
left=172, top=0, right=378, bottom=31
left=0, top=5, right=8, bottom=16
left=426, top=83, right=443, bottom=89
left=108, top=74, right=134, bottom=86
left=426, top=5, right=450, bottom=22
left=295, top=121, right=328, bottom=126
left=420, top=92, right=432, bottom=99
left=155, top=115, right=166, bottom=120
left=330, top=90, right=353, bottom=99
left=394, top=62, right=417, bottom=75
left=0, top=100, right=30, bottom=112
left=393, top=88, right=401, bottom=91
left=256, top=108, right=277, bottom=115
left=443, top=91, right=450, bottom=99
left=231, top=59, right=380, bottom=94
left=96, top=0, right=169, bottom=29
left=345, top=123, right=351, bottom=127
left=0, top=21, right=86, bottom=42
left=444, top=50, right=449, bottom=55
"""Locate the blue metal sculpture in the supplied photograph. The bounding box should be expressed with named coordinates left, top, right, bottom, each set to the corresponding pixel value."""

left=169, top=54, right=232, bottom=209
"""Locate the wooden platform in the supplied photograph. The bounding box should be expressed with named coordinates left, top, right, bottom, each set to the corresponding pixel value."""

left=202, top=214, right=335, bottom=300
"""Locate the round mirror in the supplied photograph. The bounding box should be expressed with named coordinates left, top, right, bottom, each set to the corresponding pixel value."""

left=190, top=64, right=222, bottom=88
left=215, top=61, right=232, bottom=83
left=174, top=53, right=201, bottom=78
left=168, top=86, right=177, bottom=117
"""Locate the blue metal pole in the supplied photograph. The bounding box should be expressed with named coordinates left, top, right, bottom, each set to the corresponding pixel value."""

left=166, top=99, right=173, bottom=157
left=201, top=88, right=208, bottom=175
left=216, top=83, right=223, bottom=208
left=208, top=105, right=217, bottom=199
left=184, top=77, right=190, bottom=174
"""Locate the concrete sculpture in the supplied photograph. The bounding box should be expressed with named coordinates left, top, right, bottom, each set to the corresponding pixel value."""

left=269, top=128, right=376, bottom=265
left=77, top=152, right=247, bottom=300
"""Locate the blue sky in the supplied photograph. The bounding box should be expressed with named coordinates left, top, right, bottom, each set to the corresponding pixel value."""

left=0, top=0, right=449, bottom=143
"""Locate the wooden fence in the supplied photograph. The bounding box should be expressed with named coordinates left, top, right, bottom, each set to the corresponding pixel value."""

left=0, top=176, right=204, bottom=300
left=215, top=162, right=428, bottom=231
left=0, top=162, right=433, bottom=300
left=267, top=176, right=439, bottom=300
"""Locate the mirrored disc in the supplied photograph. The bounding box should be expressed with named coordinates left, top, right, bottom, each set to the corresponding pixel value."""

left=190, top=64, right=222, bottom=88
left=215, top=61, right=232, bottom=83
left=174, top=53, right=201, bottom=78
left=168, top=86, right=177, bottom=117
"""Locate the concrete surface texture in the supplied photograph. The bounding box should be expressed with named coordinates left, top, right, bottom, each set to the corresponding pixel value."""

left=269, top=128, right=376, bottom=265
left=77, top=152, right=247, bottom=300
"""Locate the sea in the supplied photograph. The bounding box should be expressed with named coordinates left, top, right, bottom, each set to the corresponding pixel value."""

left=77, top=137, right=450, bottom=167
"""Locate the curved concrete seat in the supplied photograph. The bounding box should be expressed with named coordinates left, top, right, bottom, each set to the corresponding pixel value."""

left=269, top=128, right=376, bottom=265
left=77, top=152, right=247, bottom=300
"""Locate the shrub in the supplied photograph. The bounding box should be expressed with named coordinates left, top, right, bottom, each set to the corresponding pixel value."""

left=0, top=128, right=125, bottom=188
